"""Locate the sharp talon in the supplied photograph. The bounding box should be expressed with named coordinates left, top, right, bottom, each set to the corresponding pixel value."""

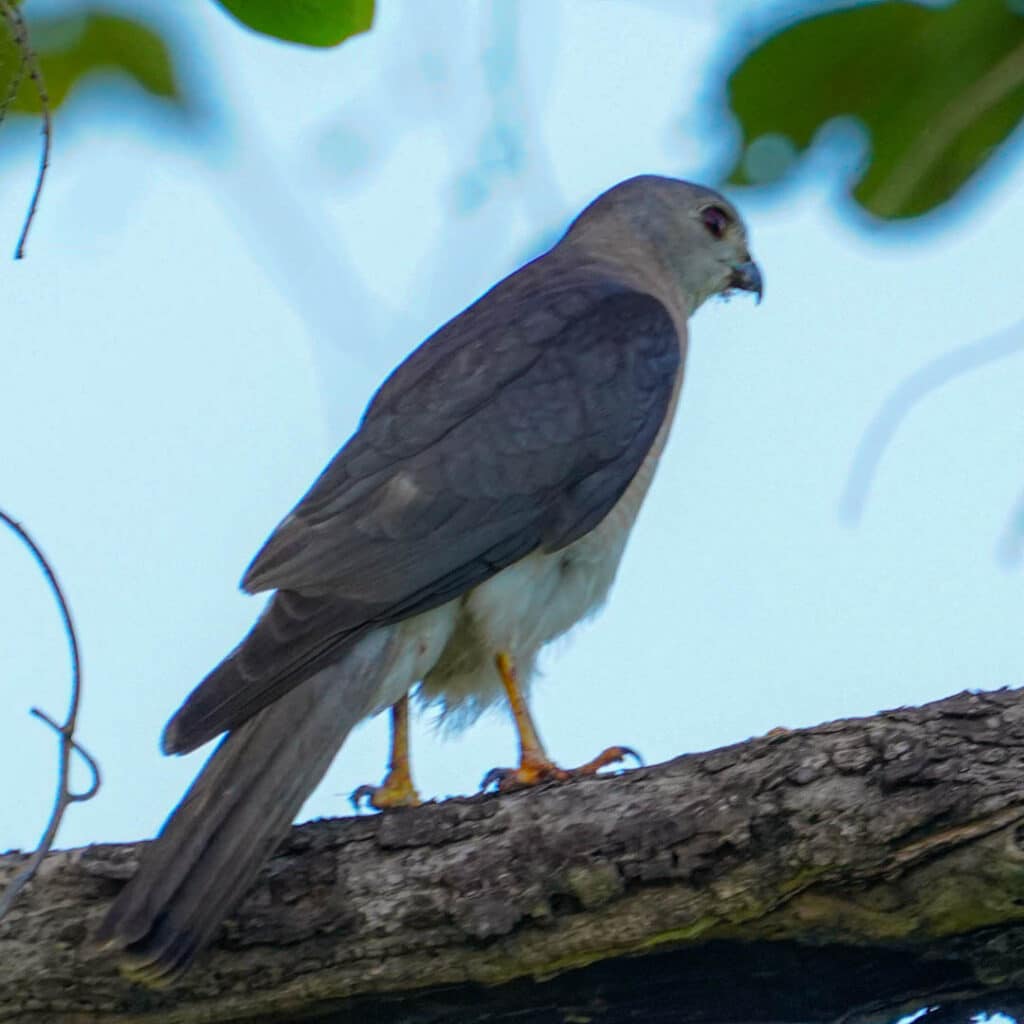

left=480, top=767, right=511, bottom=793
left=618, top=745, right=644, bottom=768
left=350, top=784, right=377, bottom=812
left=568, top=744, right=644, bottom=778
left=351, top=774, right=421, bottom=811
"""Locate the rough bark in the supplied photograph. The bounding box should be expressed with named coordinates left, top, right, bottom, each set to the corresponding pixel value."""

left=4, top=686, right=1024, bottom=1024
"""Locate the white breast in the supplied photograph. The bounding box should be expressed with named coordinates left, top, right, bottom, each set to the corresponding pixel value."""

left=410, top=368, right=682, bottom=725
left=397, top=321, right=689, bottom=726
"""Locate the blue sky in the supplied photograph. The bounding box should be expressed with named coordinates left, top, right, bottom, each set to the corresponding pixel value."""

left=1, top=0, right=1021, bottom=853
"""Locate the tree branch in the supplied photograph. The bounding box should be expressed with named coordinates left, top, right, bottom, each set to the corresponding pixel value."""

left=0, top=510, right=100, bottom=924
left=839, top=318, right=1024, bottom=529
left=0, top=0, right=52, bottom=259
left=4, top=686, right=1024, bottom=1023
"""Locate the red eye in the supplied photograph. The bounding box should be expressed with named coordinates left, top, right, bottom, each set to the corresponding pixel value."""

left=701, top=205, right=730, bottom=239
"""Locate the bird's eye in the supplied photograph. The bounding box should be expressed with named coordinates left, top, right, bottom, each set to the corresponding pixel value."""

left=700, top=205, right=731, bottom=239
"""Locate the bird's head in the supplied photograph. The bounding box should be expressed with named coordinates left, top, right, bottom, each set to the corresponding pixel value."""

left=565, top=175, right=762, bottom=314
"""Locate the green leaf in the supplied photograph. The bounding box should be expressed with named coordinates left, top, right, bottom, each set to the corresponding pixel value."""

left=724, top=0, right=1024, bottom=219
left=0, top=11, right=182, bottom=115
left=215, top=0, right=374, bottom=48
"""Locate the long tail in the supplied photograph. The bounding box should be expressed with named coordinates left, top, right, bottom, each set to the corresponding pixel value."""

left=95, top=627, right=397, bottom=984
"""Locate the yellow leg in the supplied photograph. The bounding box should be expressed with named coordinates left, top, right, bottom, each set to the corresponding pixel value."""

left=481, top=651, right=642, bottom=793
left=495, top=651, right=568, bottom=785
left=351, top=695, right=421, bottom=811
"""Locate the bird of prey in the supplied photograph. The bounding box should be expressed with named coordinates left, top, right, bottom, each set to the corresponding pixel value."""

left=97, top=175, right=762, bottom=981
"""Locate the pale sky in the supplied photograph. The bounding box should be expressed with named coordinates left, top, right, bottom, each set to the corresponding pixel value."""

left=1, top=0, right=1021, bottom=853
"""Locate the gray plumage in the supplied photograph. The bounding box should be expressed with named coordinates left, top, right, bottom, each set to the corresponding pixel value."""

left=164, top=286, right=678, bottom=754
left=97, top=175, right=761, bottom=981
left=97, top=630, right=396, bottom=981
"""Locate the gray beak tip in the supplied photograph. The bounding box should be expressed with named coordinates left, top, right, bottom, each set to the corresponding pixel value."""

left=730, top=260, right=763, bottom=304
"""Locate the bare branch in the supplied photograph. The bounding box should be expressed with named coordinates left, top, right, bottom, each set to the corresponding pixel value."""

left=5, top=685, right=1024, bottom=1022
left=839, top=319, right=1024, bottom=525
left=997, top=484, right=1024, bottom=568
left=0, top=26, right=26, bottom=126
left=0, top=1, right=52, bottom=259
left=0, top=509, right=100, bottom=922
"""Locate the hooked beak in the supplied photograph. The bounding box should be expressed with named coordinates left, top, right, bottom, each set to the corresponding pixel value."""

left=729, top=260, right=763, bottom=304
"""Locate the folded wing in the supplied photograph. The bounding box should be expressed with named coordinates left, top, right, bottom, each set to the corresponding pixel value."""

left=164, top=276, right=681, bottom=754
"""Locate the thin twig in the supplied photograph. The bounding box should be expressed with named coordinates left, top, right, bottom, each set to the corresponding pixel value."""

left=0, top=509, right=100, bottom=921
left=839, top=320, right=1024, bottom=525
left=0, top=32, right=27, bottom=126
left=996, top=485, right=1024, bottom=568
left=0, top=0, right=51, bottom=260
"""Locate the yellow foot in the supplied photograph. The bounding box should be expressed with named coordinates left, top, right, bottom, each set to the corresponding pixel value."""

left=351, top=770, right=421, bottom=811
left=574, top=745, right=643, bottom=776
left=481, top=745, right=642, bottom=793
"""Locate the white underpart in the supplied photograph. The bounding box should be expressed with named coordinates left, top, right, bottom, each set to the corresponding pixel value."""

left=370, top=325, right=689, bottom=729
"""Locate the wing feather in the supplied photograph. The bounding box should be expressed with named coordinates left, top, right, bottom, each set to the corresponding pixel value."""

left=166, top=274, right=682, bottom=752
